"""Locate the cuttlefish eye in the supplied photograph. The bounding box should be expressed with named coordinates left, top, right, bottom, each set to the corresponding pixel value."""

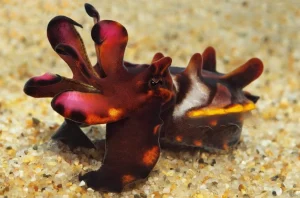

left=149, top=78, right=163, bottom=87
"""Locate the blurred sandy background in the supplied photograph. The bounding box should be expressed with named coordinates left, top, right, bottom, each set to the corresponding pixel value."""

left=0, top=0, right=299, bottom=197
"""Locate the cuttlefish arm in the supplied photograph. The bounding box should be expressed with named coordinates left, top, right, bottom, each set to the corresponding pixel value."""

left=51, top=91, right=128, bottom=125
left=23, top=73, right=99, bottom=98
left=47, top=16, right=100, bottom=84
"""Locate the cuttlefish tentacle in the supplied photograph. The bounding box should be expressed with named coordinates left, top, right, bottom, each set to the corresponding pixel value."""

left=91, top=20, right=128, bottom=77
left=51, top=91, right=127, bottom=125
left=54, top=44, right=102, bottom=90
left=85, top=3, right=130, bottom=78
left=47, top=16, right=100, bottom=82
left=84, top=3, right=107, bottom=77
left=84, top=3, right=100, bottom=23
left=24, top=73, right=100, bottom=98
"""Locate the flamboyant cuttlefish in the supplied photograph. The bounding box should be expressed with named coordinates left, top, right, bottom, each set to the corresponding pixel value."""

left=24, top=3, right=263, bottom=192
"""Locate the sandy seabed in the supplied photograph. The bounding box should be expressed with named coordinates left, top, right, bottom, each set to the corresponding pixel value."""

left=0, top=0, right=299, bottom=197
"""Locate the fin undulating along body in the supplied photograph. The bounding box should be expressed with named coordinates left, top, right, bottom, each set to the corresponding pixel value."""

left=23, top=3, right=263, bottom=192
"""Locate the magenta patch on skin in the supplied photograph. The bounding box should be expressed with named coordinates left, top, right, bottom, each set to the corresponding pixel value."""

left=52, top=91, right=123, bottom=124
left=33, top=73, right=58, bottom=82
left=54, top=91, right=109, bottom=108
left=25, top=72, right=61, bottom=87
left=100, top=21, right=127, bottom=43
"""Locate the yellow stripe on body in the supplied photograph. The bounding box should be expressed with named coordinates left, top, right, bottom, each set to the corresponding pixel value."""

left=187, top=102, right=255, bottom=118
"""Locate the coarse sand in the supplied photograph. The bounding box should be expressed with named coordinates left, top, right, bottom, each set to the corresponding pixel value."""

left=0, top=1, right=299, bottom=197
